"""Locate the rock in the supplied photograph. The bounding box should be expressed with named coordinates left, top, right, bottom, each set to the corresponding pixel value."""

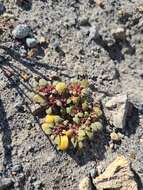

left=11, top=164, right=23, bottom=173
left=88, top=25, right=99, bottom=42
left=12, top=24, right=30, bottom=39
left=79, top=177, right=92, bottom=190
left=104, top=94, right=131, bottom=129
left=137, top=4, right=143, bottom=13
left=52, top=39, right=60, bottom=49
left=0, top=2, right=6, bottom=15
left=79, top=16, right=90, bottom=26
left=111, top=27, right=126, bottom=40
left=95, top=0, right=104, bottom=8
left=93, top=156, right=139, bottom=190
left=89, top=168, right=97, bottom=178
left=110, top=132, right=121, bottom=142
left=33, top=180, right=43, bottom=189
left=26, top=38, right=38, bottom=48
left=0, top=178, right=14, bottom=189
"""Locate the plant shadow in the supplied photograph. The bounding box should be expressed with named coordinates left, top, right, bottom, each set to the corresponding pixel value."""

left=67, top=131, right=109, bottom=166
left=0, top=99, right=12, bottom=173
left=124, top=105, right=140, bottom=137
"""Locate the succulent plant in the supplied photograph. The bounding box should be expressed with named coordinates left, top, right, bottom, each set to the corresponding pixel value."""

left=33, top=80, right=103, bottom=151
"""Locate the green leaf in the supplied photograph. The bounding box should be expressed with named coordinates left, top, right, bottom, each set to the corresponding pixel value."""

left=66, top=107, right=72, bottom=114
left=93, top=107, right=102, bottom=118
left=77, top=112, right=84, bottom=118
left=84, top=111, right=89, bottom=117
left=43, top=127, right=52, bottom=135
left=78, top=141, right=84, bottom=149
left=91, top=122, right=103, bottom=132
left=80, top=80, right=89, bottom=88
left=82, top=102, right=88, bottom=111
left=54, top=135, right=60, bottom=145
left=67, top=98, right=72, bottom=104
left=86, top=131, right=94, bottom=139
left=46, top=107, right=52, bottom=114
left=78, top=129, right=86, bottom=141
left=71, top=137, right=78, bottom=148
left=73, top=116, right=80, bottom=124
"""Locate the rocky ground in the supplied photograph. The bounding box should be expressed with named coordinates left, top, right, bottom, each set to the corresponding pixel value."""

left=0, top=0, right=143, bottom=189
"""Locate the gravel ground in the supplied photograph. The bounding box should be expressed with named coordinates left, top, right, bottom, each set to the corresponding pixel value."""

left=0, top=0, right=143, bottom=189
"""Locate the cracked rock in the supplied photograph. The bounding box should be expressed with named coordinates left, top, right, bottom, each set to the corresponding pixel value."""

left=93, top=156, right=139, bottom=190
left=104, top=94, right=132, bottom=129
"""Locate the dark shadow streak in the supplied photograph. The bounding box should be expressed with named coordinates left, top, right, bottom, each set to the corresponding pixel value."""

left=0, top=99, right=12, bottom=173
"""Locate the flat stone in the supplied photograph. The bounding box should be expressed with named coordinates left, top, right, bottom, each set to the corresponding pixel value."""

left=104, top=94, right=131, bottom=129
left=93, top=156, right=139, bottom=190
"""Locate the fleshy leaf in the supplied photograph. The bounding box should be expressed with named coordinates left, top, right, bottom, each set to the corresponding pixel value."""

left=63, top=129, right=73, bottom=137
left=33, top=94, right=46, bottom=104
left=71, top=137, right=78, bottom=148
left=73, top=116, right=80, bottom=124
left=86, top=130, right=94, bottom=139
left=78, top=129, right=86, bottom=141
left=80, top=80, right=89, bottom=88
left=93, top=107, right=102, bottom=118
left=46, top=107, right=52, bottom=114
left=78, top=141, right=84, bottom=149
left=55, top=82, right=66, bottom=93
left=41, top=123, right=52, bottom=135
left=58, top=135, right=69, bottom=151
left=44, top=115, right=55, bottom=123
left=54, top=135, right=61, bottom=145
left=91, top=122, right=103, bottom=132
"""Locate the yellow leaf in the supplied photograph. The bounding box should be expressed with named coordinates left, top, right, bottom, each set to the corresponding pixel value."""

left=55, top=82, right=66, bottom=93
left=33, top=94, right=46, bottom=104
left=44, top=115, right=56, bottom=123
left=63, top=129, right=73, bottom=137
left=58, top=135, right=69, bottom=151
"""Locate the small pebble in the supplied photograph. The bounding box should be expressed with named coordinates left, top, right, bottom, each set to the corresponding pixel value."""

left=26, top=38, right=38, bottom=48
left=110, top=132, right=121, bottom=142
left=111, top=27, right=126, bottom=40
left=88, top=25, right=99, bottom=42
left=12, top=24, right=31, bottom=39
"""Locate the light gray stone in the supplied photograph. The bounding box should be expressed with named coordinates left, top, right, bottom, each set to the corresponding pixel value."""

left=12, top=24, right=30, bottom=39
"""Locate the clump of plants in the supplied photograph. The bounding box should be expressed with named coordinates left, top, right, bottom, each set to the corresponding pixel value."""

left=33, top=80, right=103, bottom=151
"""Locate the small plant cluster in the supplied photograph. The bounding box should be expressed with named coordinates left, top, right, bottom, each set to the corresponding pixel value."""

left=33, top=80, right=103, bottom=151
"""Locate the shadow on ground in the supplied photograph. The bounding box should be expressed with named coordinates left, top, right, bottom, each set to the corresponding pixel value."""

left=0, top=99, right=12, bottom=173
